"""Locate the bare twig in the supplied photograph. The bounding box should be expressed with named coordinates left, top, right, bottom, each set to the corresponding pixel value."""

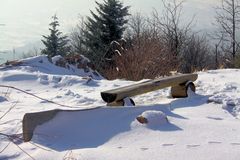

left=0, top=99, right=52, bottom=158
left=4, top=87, right=10, bottom=98
left=0, top=141, right=11, bottom=154
left=12, top=141, right=36, bottom=160
left=0, top=132, right=52, bottom=152
left=63, top=150, right=78, bottom=160
left=28, top=141, right=52, bottom=152
left=214, top=0, right=240, bottom=61
left=0, top=133, right=36, bottom=160
left=0, top=85, right=79, bottom=109
left=0, top=101, right=18, bottom=120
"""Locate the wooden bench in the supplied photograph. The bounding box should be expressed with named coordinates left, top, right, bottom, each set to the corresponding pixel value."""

left=101, top=74, right=198, bottom=106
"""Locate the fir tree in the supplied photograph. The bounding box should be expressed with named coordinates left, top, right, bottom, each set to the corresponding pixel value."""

left=84, top=0, right=130, bottom=69
left=41, top=15, right=70, bottom=57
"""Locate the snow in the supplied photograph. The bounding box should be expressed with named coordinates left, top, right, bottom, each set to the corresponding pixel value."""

left=0, top=96, right=7, bottom=102
left=1, top=55, right=102, bottom=80
left=51, top=55, right=62, bottom=65
left=197, top=69, right=240, bottom=118
left=140, top=110, right=168, bottom=125
left=0, top=56, right=240, bottom=160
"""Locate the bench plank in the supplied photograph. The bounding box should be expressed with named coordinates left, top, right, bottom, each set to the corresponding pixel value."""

left=101, top=74, right=198, bottom=103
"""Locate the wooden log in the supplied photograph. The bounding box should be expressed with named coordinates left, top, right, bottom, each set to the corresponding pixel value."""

left=171, top=84, right=187, bottom=98
left=101, top=74, right=198, bottom=104
left=171, top=81, right=196, bottom=98
left=23, top=110, right=60, bottom=142
left=22, top=107, right=100, bottom=142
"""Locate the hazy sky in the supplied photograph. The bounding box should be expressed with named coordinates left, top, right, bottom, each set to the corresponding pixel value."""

left=0, top=0, right=219, bottom=62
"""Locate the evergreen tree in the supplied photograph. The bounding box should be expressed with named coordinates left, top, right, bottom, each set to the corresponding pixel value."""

left=41, top=15, right=70, bottom=57
left=84, top=0, right=130, bottom=69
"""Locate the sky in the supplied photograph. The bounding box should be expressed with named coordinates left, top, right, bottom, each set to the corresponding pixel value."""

left=0, top=0, right=219, bottom=63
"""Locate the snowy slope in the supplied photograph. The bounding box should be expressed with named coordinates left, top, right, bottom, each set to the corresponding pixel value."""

left=0, top=56, right=240, bottom=160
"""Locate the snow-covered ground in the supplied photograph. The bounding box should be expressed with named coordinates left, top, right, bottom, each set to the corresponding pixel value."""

left=0, top=56, right=240, bottom=160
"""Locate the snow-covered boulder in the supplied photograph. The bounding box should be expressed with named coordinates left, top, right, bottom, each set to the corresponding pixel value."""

left=52, top=55, right=102, bottom=79
left=52, top=55, right=63, bottom=65
left=136, top=110, right=168, bottom=126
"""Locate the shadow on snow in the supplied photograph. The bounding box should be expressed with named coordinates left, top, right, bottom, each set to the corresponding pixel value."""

left=32, top=93, right=209, bottom=151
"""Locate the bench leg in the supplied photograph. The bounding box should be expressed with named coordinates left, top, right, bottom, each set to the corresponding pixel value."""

left=107, top=98, right=135, bottom=107
left=107, top=100, right=124, bottom=106
left=123, top=98, right=135, bottom=106
left=171, top=82, right=196, bottom=98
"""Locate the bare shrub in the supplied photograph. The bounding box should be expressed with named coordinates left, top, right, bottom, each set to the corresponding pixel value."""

left=104, top=36, right=177, bottom=81
left=152, top=0, right=195, bottom=57
left=70, top=0, right=216, bottom=80
left=70, top=16, right=87, bottom=56
left=234, top=55, right=240, bottom=68
left=214, top=0, right=240, bottom=62
left=179, top=34, right=214, bottom=73
left=21, top=47, right=41, bottom=59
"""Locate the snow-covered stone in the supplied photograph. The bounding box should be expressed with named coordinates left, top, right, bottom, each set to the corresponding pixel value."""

left=52, top=55, right=63, bottom=65
left=138, top=110, right=168, bottom=125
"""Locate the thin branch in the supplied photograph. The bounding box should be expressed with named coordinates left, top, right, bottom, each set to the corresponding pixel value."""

left=0, top=133, right=36, bottom=160
left=0, top=85, right=80, bottom=109
left=12, top=141, right=36, bottom=160
left=0, top=101, right=18, bottom=120
left=0, top=141, right=11, bottom=154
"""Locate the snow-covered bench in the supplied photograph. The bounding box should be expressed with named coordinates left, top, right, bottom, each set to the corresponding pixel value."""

left=101, top=74, right=198, bottom=106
